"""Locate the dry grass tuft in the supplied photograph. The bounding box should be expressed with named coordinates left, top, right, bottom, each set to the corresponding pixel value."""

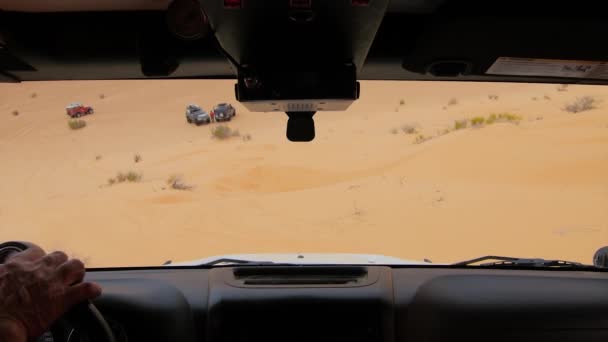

left=68, top=119, right=86, bottom=130
left=414, top=135, right=431, bottom=144
left=564, top=96, right=597, bottom=113
left=470, top=117, right=485, bottom=127
left=167, top=174, right=194, bottom=191
left=453, top=119, right=468, bottom=130
left=401, top=124, right=417, bottom=134
left=108, top=171, right=142, bottom=185
left=211, top=125, right=237, bottom=140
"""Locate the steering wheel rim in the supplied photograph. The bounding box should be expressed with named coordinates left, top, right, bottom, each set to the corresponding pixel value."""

left=0, top=241, right=116, bottom=342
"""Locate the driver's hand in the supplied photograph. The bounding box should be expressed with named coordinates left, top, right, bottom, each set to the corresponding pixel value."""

left=0, top=245, right=101, bottom=341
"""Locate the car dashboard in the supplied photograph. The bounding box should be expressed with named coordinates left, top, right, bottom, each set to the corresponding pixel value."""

left=81, top=266, right=608, bottom=342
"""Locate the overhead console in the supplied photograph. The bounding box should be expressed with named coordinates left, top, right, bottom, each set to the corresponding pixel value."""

left=202, top=0, right=388, bottom=109
left=201, top=0, right=389, bottom=141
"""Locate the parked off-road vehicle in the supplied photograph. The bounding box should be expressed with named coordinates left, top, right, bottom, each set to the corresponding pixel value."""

left=212, top=103, right=236, bottom=122
left=66, top=102, right=94, bottom=118
left=185, top=104, right=211, bottom=125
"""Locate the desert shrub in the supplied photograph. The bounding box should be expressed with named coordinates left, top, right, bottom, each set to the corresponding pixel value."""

left=498, top=113, right=520, bottom=121
left=167, top=175, right=193, bottom=191
left=487, top=113, right=521, bottom=123
left=211, top=125, right=235, bottom=140
left=68, top=119, right=86, bottom=130
left=401, top=124, right=417, bottom=134
left=109, top=171, right=142, bottom=185
left=486, top=114, right=497, bottom=124
left=399, top=99, right=405, bottom=105
left=438, top=128, right=452, bottom=136
left=390, top=128, right=399, bottom=135
left=448, top=98, right=458, bottom=106
left=564, top=96, right=597, bottom=113
left=11, top=110, right=19, bottom=116
left=242, top=134, right=252, bottom=142
left=544, top=95, right=551, bottom=100
left=99, top=94, right=106, bottom=99
left=31, top=93, right=37, bottom=98
left=499, top=113, right=521, bottom=123
left=167, top=174, right=180, bottom=185
left=454, top=119, right=468, bottom=130
left=557, top=84, right=569, bottom=92
left=125, top=171, right=141, bottom=182
left=115, top=173, right=127, bottom=183
left=134, top=154, right=142, bottom=163
left=454, top=113, right=520, bottom=130
left=414, top=135, right=431, bottom=144
left=470, top=117, right=485, bottom=126
left=488, top=94, right=499, bottom=100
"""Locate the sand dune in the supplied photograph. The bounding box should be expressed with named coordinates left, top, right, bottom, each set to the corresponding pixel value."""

left=1, top=80, right=607, bottom=267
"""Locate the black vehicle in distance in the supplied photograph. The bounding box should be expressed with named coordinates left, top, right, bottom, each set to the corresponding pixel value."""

left=212, top=103, right=236, bottom=122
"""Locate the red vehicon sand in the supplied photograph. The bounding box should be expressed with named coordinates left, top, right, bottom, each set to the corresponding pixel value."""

left=66, top=102, right=94, bottom=118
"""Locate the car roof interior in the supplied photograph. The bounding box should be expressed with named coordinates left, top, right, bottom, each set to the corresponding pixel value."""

left=2, top=1, right=608, bottom=341
left=1, top=0, right=607, bottom=84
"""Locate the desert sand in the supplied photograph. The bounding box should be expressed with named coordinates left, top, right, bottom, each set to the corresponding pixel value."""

left=0, top=80, right=607, bottom=267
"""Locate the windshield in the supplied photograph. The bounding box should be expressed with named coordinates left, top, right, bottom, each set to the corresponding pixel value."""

left=0, top=80, right=606, bottom=267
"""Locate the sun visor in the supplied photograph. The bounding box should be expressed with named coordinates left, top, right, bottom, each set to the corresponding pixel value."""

left=401, top=14, right=608, bottom=82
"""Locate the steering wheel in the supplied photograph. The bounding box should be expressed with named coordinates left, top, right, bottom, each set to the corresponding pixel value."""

left=0, top=241, right=116, bottom=342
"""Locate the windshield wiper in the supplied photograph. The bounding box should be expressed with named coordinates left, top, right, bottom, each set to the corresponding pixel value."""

left=202, top=258, right=293, bottom=266
left=452, top=255, right=595, bottom=268
left=161, top=258, right=290, bottom=266
left=205, top=258, right=272, bottom=266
